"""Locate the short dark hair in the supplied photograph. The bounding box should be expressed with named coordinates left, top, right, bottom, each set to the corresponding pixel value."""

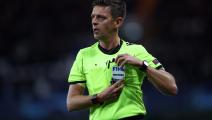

left=92, top=0, right=126, bottom=19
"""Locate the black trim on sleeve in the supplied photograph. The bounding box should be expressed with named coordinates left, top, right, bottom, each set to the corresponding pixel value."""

left=69, top=81, right=86, bottom=84
left=156, top=65, right=163, bottom=70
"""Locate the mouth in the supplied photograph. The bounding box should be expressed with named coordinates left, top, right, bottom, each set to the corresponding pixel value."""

left=93, top=28, right=99, bottom=33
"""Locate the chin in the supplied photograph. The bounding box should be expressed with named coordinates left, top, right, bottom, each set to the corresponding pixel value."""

left=93, top=36, right=98, bottom=40
left=93, top=34, right=105, bottom=40
left=93, top=34, right=100, bottom=40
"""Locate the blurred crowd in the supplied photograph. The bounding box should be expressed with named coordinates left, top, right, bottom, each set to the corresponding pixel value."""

left=0, top=0, right=212, bottom=120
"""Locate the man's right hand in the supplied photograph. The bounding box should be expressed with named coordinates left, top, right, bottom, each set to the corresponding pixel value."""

left=97, top=80, right=124, bottom=103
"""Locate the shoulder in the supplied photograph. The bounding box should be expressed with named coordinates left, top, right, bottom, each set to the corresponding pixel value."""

left=123, top=40, right=147, bottom=52
left=77, top=42, right=98, bottom=57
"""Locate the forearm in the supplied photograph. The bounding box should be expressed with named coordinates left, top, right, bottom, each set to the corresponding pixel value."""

left=146, top=67, right=178, bottom=95
left=67, top=80, right=124, bottom=112
left=67, top=95, right=94, bottom=111
left=67, top=95, right=93, bottom=111
left=67, top=84, right=97, bottom=111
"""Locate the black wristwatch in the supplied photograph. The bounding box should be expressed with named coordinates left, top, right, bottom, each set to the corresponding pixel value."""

left=139, top=60, right=149, bottom=71
left=91, top=94, right=103, bottom=105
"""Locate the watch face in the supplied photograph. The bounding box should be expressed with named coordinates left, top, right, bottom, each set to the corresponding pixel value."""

left=91, top=95, right=98, bottom=104
left=144, top=61, right=149, bottom=66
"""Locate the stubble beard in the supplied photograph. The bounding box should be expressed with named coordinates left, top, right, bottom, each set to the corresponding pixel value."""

left=94, top=33, right=107, bottom=41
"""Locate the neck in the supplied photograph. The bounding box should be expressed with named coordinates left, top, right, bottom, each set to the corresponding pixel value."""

left=99, top=33, right=120, bottom=50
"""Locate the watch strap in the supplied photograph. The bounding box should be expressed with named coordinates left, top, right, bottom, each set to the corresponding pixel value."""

left=139, top=61, right=148, bottom=71
left=91, top=94, right=103, bottom=105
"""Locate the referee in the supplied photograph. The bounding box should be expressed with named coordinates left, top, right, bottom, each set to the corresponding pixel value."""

left=66, top=0, right=178, bottom=120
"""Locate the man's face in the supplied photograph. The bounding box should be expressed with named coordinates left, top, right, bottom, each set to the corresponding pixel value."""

left=91, top=6, right=117, bottom=40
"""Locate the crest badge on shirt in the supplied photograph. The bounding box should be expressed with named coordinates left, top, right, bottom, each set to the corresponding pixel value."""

left=111, top=66, right=125, bottom=84
left=153, top=59, right=160, bottom=65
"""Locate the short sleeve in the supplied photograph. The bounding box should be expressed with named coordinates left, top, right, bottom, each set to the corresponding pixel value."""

left=135, top=45, right=163, bottom=69
left=68, top=50, right=86, bottom=84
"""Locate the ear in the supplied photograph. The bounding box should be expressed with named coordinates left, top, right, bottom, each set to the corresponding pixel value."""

left=114, top=17, right=124, bottom=28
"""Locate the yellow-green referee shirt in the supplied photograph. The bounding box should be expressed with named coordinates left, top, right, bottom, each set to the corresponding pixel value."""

left=68, top=40, right=162, bottom=120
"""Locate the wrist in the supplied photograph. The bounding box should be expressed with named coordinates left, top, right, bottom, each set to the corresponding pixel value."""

left=139, top=60, right=149, bottom=71
left=91, top=94, right=104, bottom=105
left=96, top=94, right=104, bottom=103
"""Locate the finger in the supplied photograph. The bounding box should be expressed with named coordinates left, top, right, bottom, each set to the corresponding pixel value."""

left=112, top=92, right=121, bottom=98
left=111, top=80, right=124, bottom=89
left=115, top=54, right=127, bottom=63
left=112, top=83, right=124, bottom=92
left=116, top=56, right=125, bottom=66
left=119, top=59, right=128, bottom=67
left=114, top=79, right=124, bottom=86
left=115, top=55, right=122, bottom=63
left=109, top=90, right=121, bottom=99
left=112, top=84, right=124, bottom=93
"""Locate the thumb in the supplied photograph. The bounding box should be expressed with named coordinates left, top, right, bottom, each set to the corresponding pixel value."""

left=113, top=79, right=124, bottom=88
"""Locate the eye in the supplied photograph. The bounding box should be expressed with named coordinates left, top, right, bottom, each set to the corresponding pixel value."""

left=91, top=15, right=94, bottom=19
left=97, top=15, right=106, bottom=21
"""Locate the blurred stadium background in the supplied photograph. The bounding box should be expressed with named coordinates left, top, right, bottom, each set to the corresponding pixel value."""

left=0, top=0, right=211, bottom=120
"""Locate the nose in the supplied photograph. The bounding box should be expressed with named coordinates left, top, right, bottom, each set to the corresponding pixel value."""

left=92, top=16, right=98, bottom=26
